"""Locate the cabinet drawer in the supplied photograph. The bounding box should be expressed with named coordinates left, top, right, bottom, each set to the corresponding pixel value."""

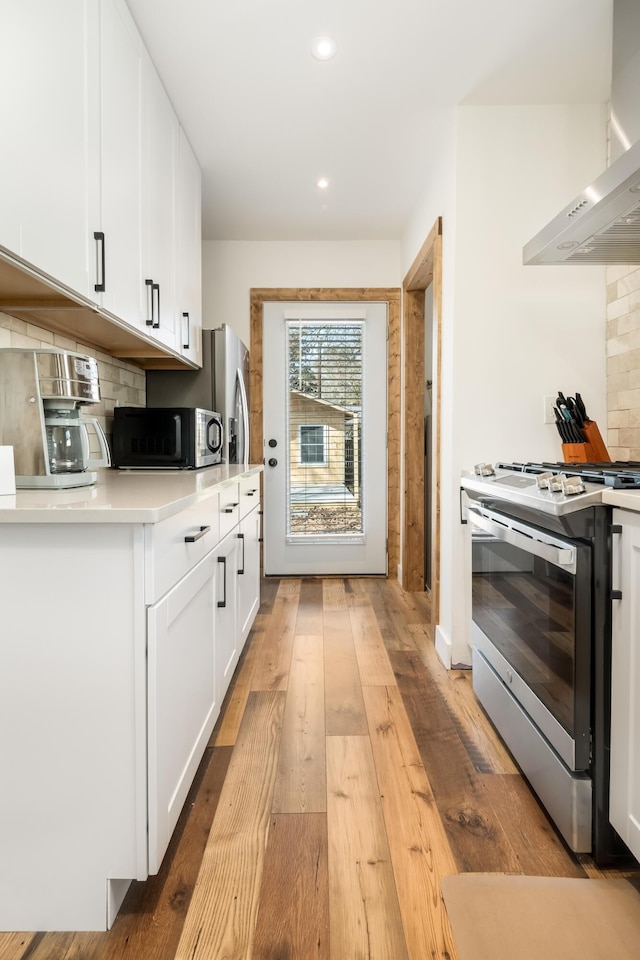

left=239, top=473, right=261, bottom=519
left=219, top=480, right=240, bottom=538
left=145, top=494, right=220, bottom=603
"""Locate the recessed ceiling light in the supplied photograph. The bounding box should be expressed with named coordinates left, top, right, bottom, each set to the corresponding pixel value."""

left=311, top=36, right=337, bottom=61
left=317, top=177, right=330, bottom=190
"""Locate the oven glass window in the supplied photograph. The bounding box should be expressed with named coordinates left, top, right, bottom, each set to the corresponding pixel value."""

left=472, top=534, right=575, bottom=735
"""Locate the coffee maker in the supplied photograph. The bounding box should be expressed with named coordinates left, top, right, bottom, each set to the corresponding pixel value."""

left=0, top=348, right=111, bottom=489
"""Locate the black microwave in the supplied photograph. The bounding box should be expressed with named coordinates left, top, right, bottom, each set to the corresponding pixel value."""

left=112, top=407, right=224, bottom=469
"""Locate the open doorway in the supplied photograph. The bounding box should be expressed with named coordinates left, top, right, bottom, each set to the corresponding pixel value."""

left=402, top=218, right=442, bottom=629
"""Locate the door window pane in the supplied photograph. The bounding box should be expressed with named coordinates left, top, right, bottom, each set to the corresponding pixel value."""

left=287, top=320, right=364, bottom=539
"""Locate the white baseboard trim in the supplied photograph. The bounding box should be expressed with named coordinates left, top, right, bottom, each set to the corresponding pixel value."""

left=435, top=625, right=452, bottom=669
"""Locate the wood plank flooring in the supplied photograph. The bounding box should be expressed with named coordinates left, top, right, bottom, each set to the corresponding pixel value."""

left=5, top=577, right=638, bottom=960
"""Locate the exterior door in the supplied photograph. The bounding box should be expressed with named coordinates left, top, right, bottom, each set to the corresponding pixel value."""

left=263, top=301, right=387, bottom=576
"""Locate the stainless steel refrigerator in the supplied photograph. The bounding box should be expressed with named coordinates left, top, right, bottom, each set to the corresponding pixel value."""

left=146, top=324, right=250, bottom=466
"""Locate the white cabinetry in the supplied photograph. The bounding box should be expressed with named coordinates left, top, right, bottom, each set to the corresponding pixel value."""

left=141, top=50, right=178, bottom=350
left=147, top=549, right=218, bottom=874
left=238, top=475, right=262, bottom=642
left=0, top=0, right=100, bottom=299
left=176, top=127, right=203, bottom=365
left=0, top=468, right=261, bottom=931
left=0, top=0, right=203, bottom=367
left=609, top=508, right=640, bottom=861
left=215, top=530, right=240, bottom=706
left=96, top=0, right=145, bottom=330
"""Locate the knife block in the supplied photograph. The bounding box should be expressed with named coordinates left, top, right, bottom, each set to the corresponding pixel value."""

left=561, top=420, right=611, bottom=463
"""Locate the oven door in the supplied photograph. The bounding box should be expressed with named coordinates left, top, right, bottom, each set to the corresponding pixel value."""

left=468, top=502, right=591, bottom=772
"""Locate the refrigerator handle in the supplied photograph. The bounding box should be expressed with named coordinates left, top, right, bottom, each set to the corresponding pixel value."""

left=236, top=366, right=250, bottom=468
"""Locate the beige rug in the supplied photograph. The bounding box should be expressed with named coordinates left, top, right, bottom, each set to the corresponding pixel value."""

left=441, top=874, right=640, bottom=960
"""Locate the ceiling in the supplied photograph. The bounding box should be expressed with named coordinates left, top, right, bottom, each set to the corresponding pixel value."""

left=125, top=0, right=613, bottom=243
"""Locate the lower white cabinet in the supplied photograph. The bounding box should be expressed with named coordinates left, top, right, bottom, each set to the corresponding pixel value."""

left=238, top=505, right=262, bottom=642
left=0, top=471, right=261, bottom=931
left=609, top=508, right=640, bottom=861
left=215, top=529, right=240, bottom=706
left=147, top=549, right=219, bottom=874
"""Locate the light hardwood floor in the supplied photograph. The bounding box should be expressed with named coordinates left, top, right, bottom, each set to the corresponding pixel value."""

left=3, top=578, right=637, bottom=960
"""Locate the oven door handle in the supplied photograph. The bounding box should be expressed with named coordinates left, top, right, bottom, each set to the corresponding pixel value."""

left=467, top=506, right=577, bottom=573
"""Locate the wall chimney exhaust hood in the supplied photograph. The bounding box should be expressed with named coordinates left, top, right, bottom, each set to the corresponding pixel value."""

left=524, top=0, right=640, bottom=266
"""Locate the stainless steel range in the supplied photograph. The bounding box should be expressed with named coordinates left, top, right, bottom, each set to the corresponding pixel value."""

left=461, top=461, right=640, bottom=864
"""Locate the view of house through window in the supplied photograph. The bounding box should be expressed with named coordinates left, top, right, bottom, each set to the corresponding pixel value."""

left=286, top=320, right=363, bottom=537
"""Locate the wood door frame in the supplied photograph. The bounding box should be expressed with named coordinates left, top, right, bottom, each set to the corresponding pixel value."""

left=250, top=288, right=401, bottom=577
left=402, top=218, right=443, bottom=627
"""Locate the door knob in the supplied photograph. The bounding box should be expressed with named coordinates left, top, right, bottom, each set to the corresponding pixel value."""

left=268, top=438, right=277, bottom=448
left=268, top=458, right=278, bottom=467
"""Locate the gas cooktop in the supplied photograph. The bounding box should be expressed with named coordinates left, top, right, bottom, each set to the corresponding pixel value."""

left=460, top=461, right=640, bottom=517
left=496, top=461, right=640, bottom=489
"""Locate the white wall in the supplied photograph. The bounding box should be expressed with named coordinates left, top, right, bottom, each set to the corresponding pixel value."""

left=401, top=108, right=458, bottom=661
left=202, top=240, right=402, bottom=345
left=419, top=103, right=608, bottom=668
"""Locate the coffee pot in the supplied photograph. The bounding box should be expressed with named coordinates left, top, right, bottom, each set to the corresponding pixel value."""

left=0, top=348, right=111, bottom=489
left=45, top=404, right=110, bottom=476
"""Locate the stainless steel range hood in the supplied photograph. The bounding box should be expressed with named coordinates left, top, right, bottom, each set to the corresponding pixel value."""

left=524, top=0, right=640, bottom=266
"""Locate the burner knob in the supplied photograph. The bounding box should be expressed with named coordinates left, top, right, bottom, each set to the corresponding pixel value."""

left=549, top=474, right=567, bottom=493
left=474, top=463, right=495, bottom=477
left=561, top=477, right=585, bottom=496
left=536, top=471, right=554, bottom=489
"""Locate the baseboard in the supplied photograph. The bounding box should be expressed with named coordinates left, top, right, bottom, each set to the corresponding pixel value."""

left=435, top=625, right=452, bottom=669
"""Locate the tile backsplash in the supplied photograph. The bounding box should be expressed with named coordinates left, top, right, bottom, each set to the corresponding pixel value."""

left=606, top=265, right=640, bottom=460
left=0, top=313, right=146, bottom=445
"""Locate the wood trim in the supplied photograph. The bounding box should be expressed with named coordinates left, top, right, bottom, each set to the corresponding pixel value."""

left=432, top=234, right=443, bottom=626
left=402, top=219, right=442, bottom=631
left=250, top=288, right=401, bottom=577
left=402, top=289, right=425, bottom=589
left=403, top=219, right=441, bottom=292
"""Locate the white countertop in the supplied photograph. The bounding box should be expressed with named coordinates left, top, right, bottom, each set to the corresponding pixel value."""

left=0, top=464, right=263, bottom=523
left=602, top=488, right=640, bottom=512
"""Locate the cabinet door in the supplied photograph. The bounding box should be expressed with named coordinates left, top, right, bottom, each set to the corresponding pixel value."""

left=97, top=0, right=145, bottom=329
left=0, top=0, right=100, bottom=299
left=147, top=550, right=218, bottom=874
left=610, top=509, right=640, bottom=861
left=215, top=531, right=240, bottom=706
left=141, top=50, right=178, bottom=350
left=238, top=506, right=261, bottom=644
left=175, top=127, right=203, bottom=366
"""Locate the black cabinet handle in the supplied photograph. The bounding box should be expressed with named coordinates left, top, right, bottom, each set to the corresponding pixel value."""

left=184, top=524, right=211, bottom=543
left=182, top=311, right=190, bottom=350
left=145, top=279, right=154, bottom=326
left=217, top=556, right=227, bottom=608
left=223, top=502, right=239, bottom=513
left=152, top=282, right=160, bottom=329
left=145, top=280, right=161, bottom=328
left=94, top=232, right=105, bottom=292
left=237, top=532, right=245, bottom=575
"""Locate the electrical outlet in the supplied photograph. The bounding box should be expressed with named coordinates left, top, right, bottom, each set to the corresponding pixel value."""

left=543, top=395, right=556, bottom=424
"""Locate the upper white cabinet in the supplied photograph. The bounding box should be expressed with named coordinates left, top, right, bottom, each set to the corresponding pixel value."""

left=97, top=0, right=145, bottom=330
left=0, top=0, right=100, bottom=299
left=176, top=127, right=203, bottom=365
left=609, top=508, right=640, bottom=862
left=0, top=0, right=202, bottom=367
left=141, top=50, right=178, bottom=351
